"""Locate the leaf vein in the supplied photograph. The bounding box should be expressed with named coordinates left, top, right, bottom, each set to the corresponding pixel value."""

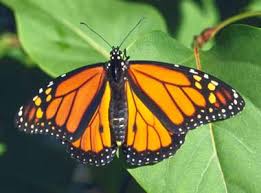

left=194, top=153, right=215, bottom=193
left=209, top=124, right=228, bottom=193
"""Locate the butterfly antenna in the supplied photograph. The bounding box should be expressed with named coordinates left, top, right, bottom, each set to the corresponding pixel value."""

left=119, top=17, right=145, bottom=48
left=80, top=22, right=113, bottom=48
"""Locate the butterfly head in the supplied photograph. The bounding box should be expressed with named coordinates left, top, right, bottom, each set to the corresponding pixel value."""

left=110, top=46, right=123, bottom=60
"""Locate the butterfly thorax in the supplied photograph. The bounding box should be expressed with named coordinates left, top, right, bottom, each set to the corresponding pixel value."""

left=106, top=47, right=129, bottom=145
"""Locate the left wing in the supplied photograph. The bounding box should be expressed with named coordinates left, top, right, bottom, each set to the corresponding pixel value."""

left=127, top=61, right=245, bottom=134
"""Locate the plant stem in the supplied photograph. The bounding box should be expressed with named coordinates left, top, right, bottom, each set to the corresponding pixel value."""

left=193, top=11, right=261, bottom=70
left=211, top=11, right=261, bottom=38
left=193, top=47, right=202, bottom=70
left=193, top=11, right=261, bottom=48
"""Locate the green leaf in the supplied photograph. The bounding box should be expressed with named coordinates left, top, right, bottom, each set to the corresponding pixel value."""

left=127, top=25, right=261, bottom=193
left=0, top=143, right=6, bottom=155
left=248, top=0, right=261, bottom=11
left=175, top=0, right=219, bottom=47
left=0, top=0, right=166, bottom=76
left=0, top=33, right=36, bottom=67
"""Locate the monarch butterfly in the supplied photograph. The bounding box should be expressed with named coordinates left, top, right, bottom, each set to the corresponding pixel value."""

left=15, top=20, right=245, bottom=167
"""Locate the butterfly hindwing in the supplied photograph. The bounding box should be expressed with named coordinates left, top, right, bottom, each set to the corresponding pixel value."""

left=66, top=82, right=117, bottom=166
left=128, top=61, right=245, bottom=134
left=122, top=81, right=186, bottom=166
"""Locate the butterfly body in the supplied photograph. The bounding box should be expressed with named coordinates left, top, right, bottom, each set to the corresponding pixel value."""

left=106, top=47, right=129, bottom=144
left=109, top=78, right=128, bottom=145
left=16, top=46, right=245, bottom=167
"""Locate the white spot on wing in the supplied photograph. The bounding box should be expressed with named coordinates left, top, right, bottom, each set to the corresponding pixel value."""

left=18, top=111, right=23, bottom=116
left=47, top=81, right=54, bottom=87
left=39, top=88, right=43, bottom=93
left=204, top=74, right=209, bottom=79
left=189, top=69, right=198, bottom=74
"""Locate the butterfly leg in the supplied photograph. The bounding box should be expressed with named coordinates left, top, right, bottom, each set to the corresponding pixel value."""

left=123, top=49, right=130, bottom=61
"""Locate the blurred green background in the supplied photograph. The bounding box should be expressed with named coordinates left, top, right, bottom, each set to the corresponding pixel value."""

left=0, top=1, right=260, bottom=193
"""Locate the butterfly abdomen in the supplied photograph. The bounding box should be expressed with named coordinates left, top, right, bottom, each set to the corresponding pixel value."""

left=109, top=82, right=128, bottom=144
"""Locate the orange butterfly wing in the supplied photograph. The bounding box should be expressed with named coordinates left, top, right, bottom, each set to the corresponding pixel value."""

left=15, top=64, right=116, bottom=166
left=127, top=61, right=245, bottom=134
left=122, top=81, right=186, bottom=166
left=66, top=82, right=117, bottom=166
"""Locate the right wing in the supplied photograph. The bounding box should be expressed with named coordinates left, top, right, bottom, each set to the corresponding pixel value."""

left=15, top=64, right=106, bottom=141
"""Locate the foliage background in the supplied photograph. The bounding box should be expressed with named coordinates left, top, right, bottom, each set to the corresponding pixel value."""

left=0, top=0, right=260, bottom=193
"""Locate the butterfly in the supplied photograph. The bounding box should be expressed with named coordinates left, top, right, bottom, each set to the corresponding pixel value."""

left=15, top=21, right=245, bottom=167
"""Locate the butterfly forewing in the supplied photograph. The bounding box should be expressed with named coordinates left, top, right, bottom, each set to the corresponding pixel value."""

left=127, top=61, right=245, bottom=134
left=15, top=64, right=106, bottom=141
